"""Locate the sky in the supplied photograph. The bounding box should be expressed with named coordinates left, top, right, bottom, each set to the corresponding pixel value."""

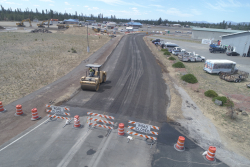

left=0, top=0, right=250, bottom=23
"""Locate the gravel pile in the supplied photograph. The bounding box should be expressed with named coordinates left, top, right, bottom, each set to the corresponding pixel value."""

left=30, top=29, right=52, bottom=33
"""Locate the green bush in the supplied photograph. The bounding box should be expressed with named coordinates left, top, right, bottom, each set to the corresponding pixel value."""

left=181, top=74, right=198, bottom=83
left=161, top=48, right=168, bottom=52
left=150, top=39, right=153, bottom=41
left=71, top=47, right=77, bottom=53
left=164, top=51, right=171, bottom=55
left=204, top=90, right=218, bottom=98
left=169, top=56, right=176, bottom=60
left=172, top=62, right=185, bottom=68
left=212, top=96, right=234, bottom=107
left=212, top=96, right=228, bottom=106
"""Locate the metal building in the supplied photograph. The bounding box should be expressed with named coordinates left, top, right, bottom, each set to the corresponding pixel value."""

left=126, top=22, right=142, bottom=28
left=192, top=28, right=242, bottom=41
left=221, top=31, right=250, bottom=57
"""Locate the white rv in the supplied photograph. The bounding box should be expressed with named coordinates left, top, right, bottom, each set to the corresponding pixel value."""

left=203, top=59, right=237, bottom=74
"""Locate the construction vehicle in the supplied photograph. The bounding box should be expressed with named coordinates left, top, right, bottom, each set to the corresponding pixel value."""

left=37, top=20, right=50, bottom=28
left=100, top=28, right=107, bottom=33
left=16, top=18, right=32, bottom=27
left=94, top=27, right=100, bottom=32
left=80, top=64, right=107, bottom=91
left=57, top=24, right=69, bottom=29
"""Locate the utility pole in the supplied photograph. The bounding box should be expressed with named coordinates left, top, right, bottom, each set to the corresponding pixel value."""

left=87, top=21, right=89, bottom=52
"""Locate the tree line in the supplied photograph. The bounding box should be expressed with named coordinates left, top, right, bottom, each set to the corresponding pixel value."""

left=0, top=5, right=250, bottom=30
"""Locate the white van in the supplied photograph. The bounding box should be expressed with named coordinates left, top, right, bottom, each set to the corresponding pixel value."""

left=203, top=59, right=237, bottom=74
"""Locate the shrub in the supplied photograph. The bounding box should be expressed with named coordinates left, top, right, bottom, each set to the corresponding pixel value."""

left=169, top=56, right=176, bottom=60
left=212, top=96, right=228, bottom=106
left=161, top=48, right=168, bottom=52
left=164, top=51, right=171, bottom=55
left=150, top=39, right=153, bottom=41
left=71, top=47, right=77, bottom=53
left=172, top=62, right=185, bottom=68
left=181, top=74, right=198, bottom=83
left=204, top=90, right=218, bottom=98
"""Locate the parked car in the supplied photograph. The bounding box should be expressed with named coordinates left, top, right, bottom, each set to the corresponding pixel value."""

left=152, top=39, right=160, bottom=43
left=226, top=51, right=240, bottom=56
left=175, top=31, right=181, bottom=33
left=209, top=47, right=226, bottom=53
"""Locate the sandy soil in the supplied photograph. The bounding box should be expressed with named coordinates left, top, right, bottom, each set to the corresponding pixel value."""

left=0, top=27, right=110, bottom=106
left=144, top=37, right=250, bottom=166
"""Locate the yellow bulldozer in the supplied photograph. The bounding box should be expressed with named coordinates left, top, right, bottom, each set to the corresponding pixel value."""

left=37, top=20, right=50, bottom=28
left=16, top=18, right=32, bottom=27
left=80, top=64, right=107, bottom=91
left=94, top=27, right=100, bottom=32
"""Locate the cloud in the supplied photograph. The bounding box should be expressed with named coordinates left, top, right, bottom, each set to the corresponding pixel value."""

left=191, top=9, right=202, bottom=15
left=49, top=4, right=54, bottom=6
left=93, top=7, right=99, bottom=10
left=94, top=0, right=147, bottom=8
left=65, top=2, right=70, bottom=5
left=206, top=0, right=242, bottom=11
left=157, top=8, right=193, bottom=17
left=39, top=0, right=54, bottom=2
left=149, top=4, right=164, bottom=8
left=84, top=5, right=89, bottom=7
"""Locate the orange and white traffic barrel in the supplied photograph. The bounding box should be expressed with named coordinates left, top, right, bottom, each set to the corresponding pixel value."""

left=206, top=146, right=216, bottom=161
left=174, top=136, right=185, bottom=151
left=74, top=115, right=81, bottom=128
left=15, top=104, right=23, bottom=116
left=0, top=101, right=6, bottom=113
left=31, top=108, right=41, bottom=121
left=118, top=123, right=125, bottom=136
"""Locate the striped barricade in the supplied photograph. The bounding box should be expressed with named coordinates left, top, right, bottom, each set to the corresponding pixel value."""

left=88, top=117, right=114, bottom=125
left=87, top=112, right=114, bottom=120
left=88, top=123, right=113, bottom=129
left=46, top=109, right=71, bottom=116
left=47, top=114, right=72, bottom=120
left=128, top=120, right=160, bottom=130
left=46, top=104, right=70, bottom=111
left=128, top=126, right=158, bottom=135
left=127, top=131, right=157, bottom=141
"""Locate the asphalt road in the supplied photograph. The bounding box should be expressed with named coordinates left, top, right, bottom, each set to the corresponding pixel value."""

left=0, top=34, right=228, bottom=167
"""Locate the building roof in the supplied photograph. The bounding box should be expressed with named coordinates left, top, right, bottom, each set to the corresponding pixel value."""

left=127, top=22, right=142, bottom=26
left=192, top=27, right=243, bottom=33
left=64, top=19, right=79, bottom=22
left=221, top=31, right=250, bottom=37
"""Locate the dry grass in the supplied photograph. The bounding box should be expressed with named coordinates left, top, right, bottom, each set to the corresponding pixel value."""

left=144, top=36, right=250, bottom=159
left=0, top=27, right=109, bottom=105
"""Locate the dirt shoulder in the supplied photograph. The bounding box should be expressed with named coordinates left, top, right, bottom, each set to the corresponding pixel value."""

left=144, top=37, right=250, bottom=166
left=0, top=27, right=123, bottom=146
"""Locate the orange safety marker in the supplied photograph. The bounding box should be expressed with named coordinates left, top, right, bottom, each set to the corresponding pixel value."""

left=0, top=101, right=6, bottom=113
left=118, top=123, right=125, bottom=136
left=46, top=109, right=70, bottom=116
left=174, top=136, right=185, bottom=151
left=206, top=146, right=216, bottom=161
left=74, top=115, right=81, bottom=128
left=31, top=108, right=41, bottom=121
left=15, top=104, right=23, bottom=116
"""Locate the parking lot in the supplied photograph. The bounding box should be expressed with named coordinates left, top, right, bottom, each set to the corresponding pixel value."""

left=149, top=35, right=250, bottom=74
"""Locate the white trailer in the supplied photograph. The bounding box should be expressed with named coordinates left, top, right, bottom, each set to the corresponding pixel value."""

left=203, top=59, right=237, bottom=74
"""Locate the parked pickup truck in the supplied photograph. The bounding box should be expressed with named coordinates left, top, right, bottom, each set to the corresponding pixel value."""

left=188, top=54, right=205, bottom=62
left=209, top=47, right=226, bottom=53
left=172, top=47, right=182, bottom=55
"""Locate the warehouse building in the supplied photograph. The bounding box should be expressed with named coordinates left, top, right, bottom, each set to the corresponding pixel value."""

left=64, top=19, right=79, bottom=24
left=221, top=31, right=250, bottom=57
left=192, top=28, right=243, bottom=41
